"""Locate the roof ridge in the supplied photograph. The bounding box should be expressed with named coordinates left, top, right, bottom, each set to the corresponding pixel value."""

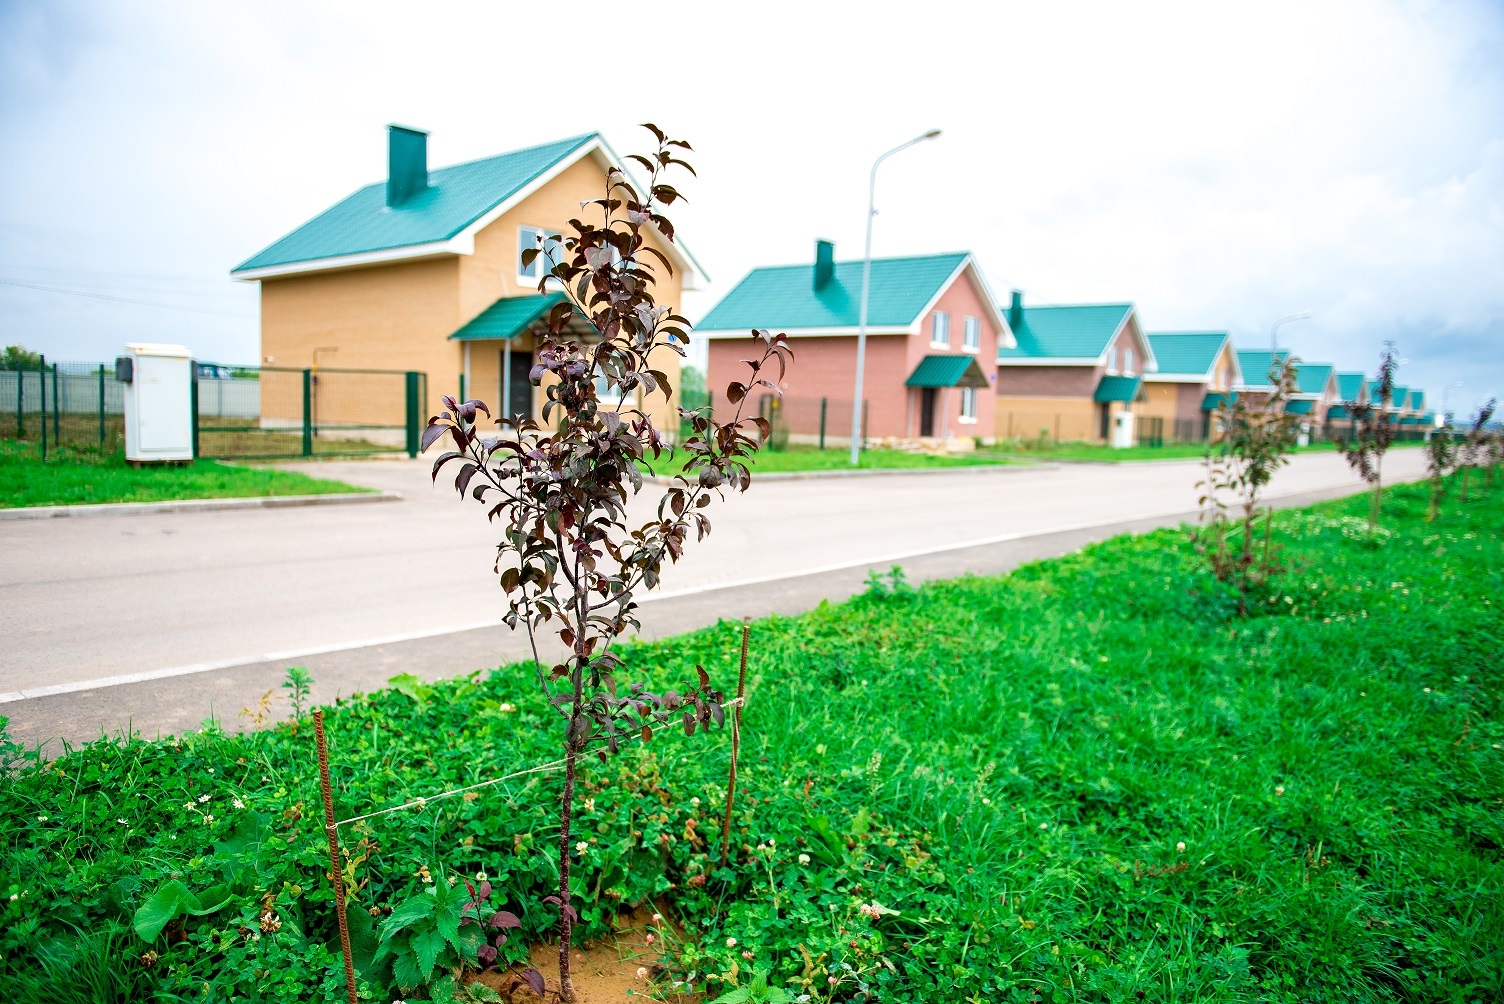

left=428, top=132, right=598, bottom=177
left=1020, top=301, right=1134, bottom=311
left=740, top=251, right=970, bottom=272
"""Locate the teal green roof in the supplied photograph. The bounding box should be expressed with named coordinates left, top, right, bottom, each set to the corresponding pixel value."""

left=1337, top=372, right=1366, bottom=402
left=1235, top=350, right=1290, bottom=389
left=1094, top=375, right=1141, bottom=403
left=1295, top=362, right=1335, bottom=396
left=1145, top=332, right=1227, bottom=377
left=1285, top=398, right=1315, bottom=415
left=449, top=293, right=567, bottom=341
left=905, top=354, right=989, bottom=388
left=1410, top=392, right=1426, bottom=412
left=999, top=303, right=1133, bottom=360
left=1202, top=391, right=1235, bottom=411
left=233, top=134, right=598, bottom=272
left=695, top=252, right=970, bottom=331
left=1389, top=385, right=1410, bottom=410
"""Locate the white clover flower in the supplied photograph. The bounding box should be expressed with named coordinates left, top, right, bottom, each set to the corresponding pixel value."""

left=1038, top=822, right=1048, bottom=830
left=575, top=841, right=589, bottom=854
left=500, top=703, right=517, bottom=713
left=652, top=912, right=663, bottom=924
left=1176, top=841, right=1186, bottom=853
left=203, top=815, right=214, bottom=825
left=726, top=937, right=737, bottom=948
left=798, top=853, right=811, bottom=865
left=117, top=818, right=128, bottom=825
left=635, top=967, right=648, bottom=980
left=233, top=798, right=245, bottom=809
left=198, top=795, right=211, bottom=804
left=475, top=871, right=487, bottom=882
left=691, top=797, right=700, bottom=807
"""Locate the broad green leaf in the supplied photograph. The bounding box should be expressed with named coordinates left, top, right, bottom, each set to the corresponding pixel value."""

left=378, top=895, right=435, bottom=939
left=411, top=926, right=446, bottom=981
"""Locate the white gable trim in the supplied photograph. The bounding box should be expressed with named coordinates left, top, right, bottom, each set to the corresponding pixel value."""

left=909, top=256, right=1015, bottom=349
left=234, top=134, right=707, bottom=287
left=1142, top=333, right=1238, bottom=384
left=997, top=356, right=1102, bottom=367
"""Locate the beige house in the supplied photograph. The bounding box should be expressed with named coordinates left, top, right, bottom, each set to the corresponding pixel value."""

left=1140, top=332, right=1241, bottom=442
left=232, top=126, right=703, bottom=433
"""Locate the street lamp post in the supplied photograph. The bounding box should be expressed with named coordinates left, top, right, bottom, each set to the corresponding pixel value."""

left=1269, top=311, right=1312, bottom=353
left=1441, top=380, right=1464, bottom=420
left=850, top=129, right=942, bottom=466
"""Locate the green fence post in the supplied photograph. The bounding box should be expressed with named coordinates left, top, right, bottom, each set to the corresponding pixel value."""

left=39, top=355, right=48, bottom=461
left=458, top=372, right=466, bottom=407
left=819, top=397, right=827, bottom=450
left=190, top=363, right=200, bottom=459
left=405, top=371, right=421, bottom=458
left=301, top=369, right=313, bottom=458
left=15, top=357, right=22, bottom=439
left=98, top=364, right=106, bottom=447
left=52, top=363, right=60, bottom=444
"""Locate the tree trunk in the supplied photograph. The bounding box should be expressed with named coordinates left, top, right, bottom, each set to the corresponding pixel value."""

left=556, top=741, right=578, bottom=1002
left=1461, top=467, right=1470, bottom=503
left=1370, top=477, right=1383, bottom=529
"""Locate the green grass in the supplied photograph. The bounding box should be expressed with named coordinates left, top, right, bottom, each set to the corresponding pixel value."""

left=2, top=474, right=1500, bottom=1002
left=0, top=439, right=373, bottom=508
left=672, top=443, right=1013, bottom=474
left=984, top=439, right=1426, bottom=464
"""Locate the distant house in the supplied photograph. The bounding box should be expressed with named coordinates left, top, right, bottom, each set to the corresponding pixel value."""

left=232, top=125, right=704, bottom=433
left=1325, top=371, right=1370, bottom=430
left=696, top=242, right=1012, bottom=446
left=994, top=294, right=1155, bottom=446
left=1290, top=361, right=1340, bottom=425
left=1141, top=332, right=1241, bottom=442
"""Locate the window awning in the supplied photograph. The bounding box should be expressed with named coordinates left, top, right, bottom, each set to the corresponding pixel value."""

left=905, top=354, right=990, bottom=389
left=1093, top=375, right=1142, bottom=403
left=449, top=292, right=569, bottom=341
left=1326, top=405, right=1350, bottom=419
left=1285, top=398, right=1315, bottom=415
left=1201, top=391, right=1235, bottom=411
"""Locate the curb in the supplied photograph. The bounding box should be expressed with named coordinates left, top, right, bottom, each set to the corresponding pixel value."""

left=644, top=461, right=1055, bottom=485
left=0, top=491, right=402, bottom=521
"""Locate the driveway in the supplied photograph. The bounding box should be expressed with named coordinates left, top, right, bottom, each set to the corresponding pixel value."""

left=0, top=449, right=1427, bottom=748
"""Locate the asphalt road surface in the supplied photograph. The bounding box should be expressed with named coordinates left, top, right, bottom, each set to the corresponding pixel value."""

left=1, top=448, right=1427, bottom=750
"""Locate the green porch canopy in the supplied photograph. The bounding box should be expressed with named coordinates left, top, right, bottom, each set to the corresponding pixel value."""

left=905, top=354, right=991, bottom=388
left=1093, top=375, right=1141, bottom=403
left=1327, top=405, right=1351, bottom=419
left=449, top=292, right=568, bottom=341
left=1202, top=391, right=1235, bottom=411
left=1285, top=399, right=1315, bottom=415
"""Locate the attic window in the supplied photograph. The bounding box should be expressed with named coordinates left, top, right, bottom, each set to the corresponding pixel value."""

left=963, top=316, right=980, bottom=352
left=1124, top=348, right=1135, bottom=376
left=518, top=226, right=564, bottom=281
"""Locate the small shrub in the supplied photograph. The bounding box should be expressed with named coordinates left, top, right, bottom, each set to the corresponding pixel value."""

left=1336, top=344, right=1398, bottom=528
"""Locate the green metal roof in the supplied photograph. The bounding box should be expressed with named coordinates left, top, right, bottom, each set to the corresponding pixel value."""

left=1336, top=372, right=1366, bottom=402
left=1285, top=398, right=1315, bottom=415
left=999, top=303, right=1133, bottom=360
left=1145, top=332, right=1227, bottom=376
left=1295, top=362, right=1335, bottom=396
left=1389, top=385, right=1410, bottom=410
left=1202, top=391, right=1235, bottom=411
left=1410, top=392, right=1426, bottom=412
left=449, top=292, right=566, bottom=341
left=904, top=354, right=989, bottom=388
left=233, top=134, right=598, bottom=272
left=1093, top=375, right=1141, bottom=403
left=695, top=252, right=970, bottom=331
left=1235, top=350, right=1290, bottom=389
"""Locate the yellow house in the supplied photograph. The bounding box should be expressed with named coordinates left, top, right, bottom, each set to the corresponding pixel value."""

left=231, top=126, right=704, bottom=436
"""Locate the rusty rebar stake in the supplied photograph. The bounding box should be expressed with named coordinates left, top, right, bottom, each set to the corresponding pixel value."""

left=720, top=618, right=750, bottom=869
left=314, top=708, right=359, bottom=1004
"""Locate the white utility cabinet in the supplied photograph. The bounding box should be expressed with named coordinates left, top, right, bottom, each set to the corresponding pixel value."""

left=119, top=343, right=194, bottom=463
left=1111, top=409, right=1135, bottom=449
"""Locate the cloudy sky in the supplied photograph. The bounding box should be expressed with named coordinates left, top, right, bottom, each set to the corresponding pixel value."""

left=2, top=0, right=1501, bottom=413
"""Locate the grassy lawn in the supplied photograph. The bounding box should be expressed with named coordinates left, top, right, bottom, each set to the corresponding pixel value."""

left=2, top=475, right=1500, bottom=1002
left=658, top=443, right=1013, bottom=474
left=985, top=439, right=1427, bottom=464
left=0, top=439, right=372, bottom=508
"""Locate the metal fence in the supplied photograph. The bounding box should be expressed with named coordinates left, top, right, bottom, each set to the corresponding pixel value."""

left=1, top=359, right=125, bottom=454
left=2, top=357, right=425, bottom=460
left=194, top=365, right=425, bottom=460
left=676, top=390, right=867, bottom=450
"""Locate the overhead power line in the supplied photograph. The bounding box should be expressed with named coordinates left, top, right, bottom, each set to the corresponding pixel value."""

left=0, top=278, right=257, bottom=320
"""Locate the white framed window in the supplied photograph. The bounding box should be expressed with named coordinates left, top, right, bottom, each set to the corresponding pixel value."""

left=960, top=386, right=977, bottom=423
left=594, top=372, right=625, bottom=405
left=1123, top=347, right=1135, bottom=376
left=518, top=226, right=564, bottom=281
left=1106, top=347, right=1118, bottom=375
left=930, top=311, right=950, bottom=347
left=963, top=316, right=980, bottom=352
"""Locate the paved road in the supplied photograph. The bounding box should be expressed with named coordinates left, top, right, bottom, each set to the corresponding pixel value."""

left=1, top=449, right=1426, bottom=750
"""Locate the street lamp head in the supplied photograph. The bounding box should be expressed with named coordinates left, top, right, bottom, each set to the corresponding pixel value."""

left=923, top=129, right=942, bottom=139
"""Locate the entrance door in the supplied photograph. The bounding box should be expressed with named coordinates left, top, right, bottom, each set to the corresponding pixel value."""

left=1098, top=402, right=1111, bottom=441
left=919, top=388, right=937, bottom=437
left=501, top=348, right=533, bottom=424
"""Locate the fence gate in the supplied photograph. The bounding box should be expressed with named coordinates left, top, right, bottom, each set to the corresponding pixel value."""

left=194, top=365, right=425, bottom=460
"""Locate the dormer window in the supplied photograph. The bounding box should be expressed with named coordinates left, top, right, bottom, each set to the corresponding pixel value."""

left=1106, top=347, right=1118, bottom=375
left=963, top=316, right=980, bottom=352
left=518, top=226, right=564, bottom=281
left=931, top=311, right=950, bottom=348
left=1123, top=348, right=1135, bottom=376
